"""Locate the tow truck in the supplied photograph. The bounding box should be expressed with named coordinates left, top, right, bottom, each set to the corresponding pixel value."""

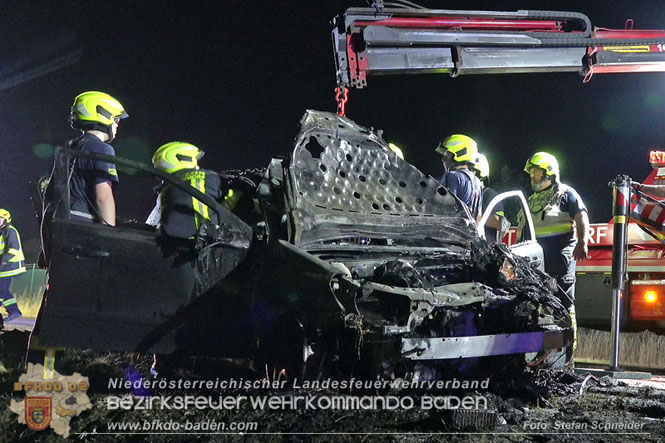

left=332, top=4, right=665, bottom=93
left=21, top=4, right=665, bottom=377
left=331, top=3, right=665, bottom=338
left=576, top=151, right=665, bottom=334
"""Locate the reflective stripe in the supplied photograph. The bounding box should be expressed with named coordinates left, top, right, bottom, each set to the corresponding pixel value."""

left=0, top=267, right=26, bottom=278
left=517, top=183, right=578, bottom=241
left=535, top=223, right=574, bottom=237
left=223, top=188, right=241, bottom=210
left=44, top=349, right=56, bottom=380
left=2, top=298, right=17, bottom=307
left=70, top=210, right=94, bottom=219
left=7, top=248, right=24, bottom=262
left=191, top=178, right=203, bottom=229
left=190, top=176, right=210, bottom=230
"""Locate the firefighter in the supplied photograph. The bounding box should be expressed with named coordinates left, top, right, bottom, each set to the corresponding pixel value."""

left=435, top=134, right=483, bottom=219
left=151, top=142, right=225, bottom=239
left=388, top=142, right=405, bottom=160
left=68, top=91, right=128, bottom=225
left=517, top=152, right=589, bottom=349
left=0, top=209, right=26, bottom=323
left=149, top=141, right=225, bottom=377
left=473, top=153, right=508, bottom=242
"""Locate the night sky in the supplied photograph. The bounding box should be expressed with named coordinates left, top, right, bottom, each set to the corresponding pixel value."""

left=3, top=0, right=665, bottom=259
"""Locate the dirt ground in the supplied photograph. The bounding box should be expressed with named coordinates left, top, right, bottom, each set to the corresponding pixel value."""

left=2, top=329, right=665, bottom=442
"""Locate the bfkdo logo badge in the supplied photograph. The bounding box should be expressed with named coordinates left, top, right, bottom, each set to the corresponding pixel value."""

left=25, top=397, right=52, bottom=431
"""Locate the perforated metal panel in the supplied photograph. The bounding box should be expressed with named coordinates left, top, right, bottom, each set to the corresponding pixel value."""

left=287, top=110, right=474, bottom=247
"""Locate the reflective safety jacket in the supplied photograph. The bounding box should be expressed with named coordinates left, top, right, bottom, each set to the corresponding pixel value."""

left=517, top=183, right=586, bottom=241
left=159, top=168, right=224, bottom=239
left=0, top=225, right=26, bottom=277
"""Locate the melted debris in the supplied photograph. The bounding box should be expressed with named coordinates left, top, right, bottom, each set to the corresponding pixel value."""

left=2, top=345, right=664, bottom=442
left=467, top=239, right=566, bottom=318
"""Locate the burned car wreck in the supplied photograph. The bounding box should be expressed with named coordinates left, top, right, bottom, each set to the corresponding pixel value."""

left=32, top=110, right=572, bottom=378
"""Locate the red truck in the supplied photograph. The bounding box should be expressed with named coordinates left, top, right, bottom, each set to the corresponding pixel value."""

left=576, top=151, right=665, bottom=334
left=332, top=5, right=665, bottom=338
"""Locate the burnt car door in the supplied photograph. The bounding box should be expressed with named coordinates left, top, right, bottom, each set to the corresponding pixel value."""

left=33, top=148, right=252, bottom=353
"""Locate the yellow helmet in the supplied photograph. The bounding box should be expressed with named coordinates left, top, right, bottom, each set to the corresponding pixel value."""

left=70, top=91, right=128, bottom=129
left=152, top=142, right=204, bottom=173
left=473, top=153, right=490, bottom=179
left=388, top=142, right=404, bottom=160
left=524, top=152, right=559, bottom=178
left=435, top=134, right=478, bottom=163
left=0, top=208, right=11, bottom=224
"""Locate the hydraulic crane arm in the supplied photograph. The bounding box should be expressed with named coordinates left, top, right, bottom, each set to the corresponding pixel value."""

left=333, top=7, right=665, bottom=88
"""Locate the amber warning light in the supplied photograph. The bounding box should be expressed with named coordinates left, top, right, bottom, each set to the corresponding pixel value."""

left=649, top=150, right=665, bottom=166
left=631, top=286, right=664, bottom=321
left=645, top=291, right=658, bottom=303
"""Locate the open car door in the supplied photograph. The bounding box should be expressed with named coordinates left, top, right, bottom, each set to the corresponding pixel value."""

left=33, top=148, right=252, bottom=353
left=478, top=190, right=545, bottom=272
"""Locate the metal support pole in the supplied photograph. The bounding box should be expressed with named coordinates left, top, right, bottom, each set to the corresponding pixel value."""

left=609, top=175, right=630, bottom=371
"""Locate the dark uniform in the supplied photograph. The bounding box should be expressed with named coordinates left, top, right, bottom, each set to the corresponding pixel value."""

left=0, top=223, right=26, bottom=321
left=68, top=134, right=119, bottom=222
left=159, top=168, right=224, bottom=239
left=441, top=169, right=483, bottom=219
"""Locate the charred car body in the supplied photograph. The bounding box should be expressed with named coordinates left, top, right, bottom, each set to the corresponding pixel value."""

left=31, top=109, right=572, bottom=377
left=23, top=3, right=665, bottom=377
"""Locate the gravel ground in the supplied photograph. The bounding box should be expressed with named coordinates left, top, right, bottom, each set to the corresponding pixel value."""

left=2, top=330, right=665, bottom=442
